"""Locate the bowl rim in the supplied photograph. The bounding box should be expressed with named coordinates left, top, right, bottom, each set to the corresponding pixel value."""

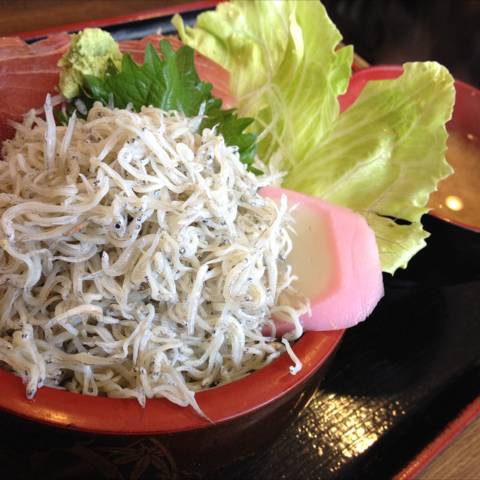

left=343, top=65, right=480, bottom=234
left=0, top=329, right=343, bottom=435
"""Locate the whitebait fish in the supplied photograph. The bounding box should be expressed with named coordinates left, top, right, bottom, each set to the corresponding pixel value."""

left=0, top=100, right=307, bottom=414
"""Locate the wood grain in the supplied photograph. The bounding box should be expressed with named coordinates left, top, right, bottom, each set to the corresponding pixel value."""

left=0, top=0, right=186, bottom=36
left=419, top=416, right=480, bottom=480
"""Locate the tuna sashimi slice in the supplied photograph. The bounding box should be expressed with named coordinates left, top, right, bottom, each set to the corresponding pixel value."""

left=0, top=33, right=70, bottom=72
left=0, top=33, right=234, bottom=143
left=0, top=34, right=70, bottom=140
left=0, top=37, right=29, bottom=59
left=0, top=71, right=59, bottom=88
left=261, top=187, right=384, bottom=332
left=0, top=113, right=15, bottom=140
left=0, top=37, right=25, bottom=47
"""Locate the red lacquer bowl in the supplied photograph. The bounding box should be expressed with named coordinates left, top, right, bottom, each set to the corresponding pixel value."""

left=0, top=331, right=343, bottom=474
left=0, top=331, right=342, bottom=434
left=3, top=64, right=441, bottom=476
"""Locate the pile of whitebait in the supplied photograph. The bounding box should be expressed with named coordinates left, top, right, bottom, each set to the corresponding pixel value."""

left=0, top=99, right=306, bottom=414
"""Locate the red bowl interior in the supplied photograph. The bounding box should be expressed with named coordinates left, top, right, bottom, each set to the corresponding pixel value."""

left=340, top=65, right=480, bottom=136
left=340, top=65, right=480, bottom=232
left=0, top=330, right=343, bottom=434
left=339, top=65, right=404, bottom=112
left=435, top=78, right=480, bottom=232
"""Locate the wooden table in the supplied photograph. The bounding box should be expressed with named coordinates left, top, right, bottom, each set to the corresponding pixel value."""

left=0, top=0, right=188, bottom=36
left=1, top=2, right=478, bottom=479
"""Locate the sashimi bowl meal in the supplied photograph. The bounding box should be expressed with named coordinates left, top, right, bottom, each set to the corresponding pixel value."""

left=0, top=0, right=456, bottom=473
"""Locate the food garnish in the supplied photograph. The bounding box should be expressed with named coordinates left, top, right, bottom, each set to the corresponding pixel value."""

left=58, top=28, right=122, bottom=99
left=58, top=31, right=258, bottom=171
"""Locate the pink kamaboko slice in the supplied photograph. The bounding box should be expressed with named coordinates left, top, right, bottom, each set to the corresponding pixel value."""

left=261, top=187, right=384, bottom=332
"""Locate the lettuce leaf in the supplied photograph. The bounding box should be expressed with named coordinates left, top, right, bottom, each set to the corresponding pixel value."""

left=286, top=62, right=454, bottom=271
left=173, top=1, right=353, bottom=164
left=174, top=0, right=455, bottom=274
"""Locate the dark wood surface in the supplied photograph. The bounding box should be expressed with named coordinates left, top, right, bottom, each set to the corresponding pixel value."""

left=0, top=0, right=186, bottom=36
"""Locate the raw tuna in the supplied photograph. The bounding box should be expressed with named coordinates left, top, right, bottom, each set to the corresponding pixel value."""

left=261, top=187, right=384, bottom=332
left=0, top=37, right=30, bottom=59
left=0, top=33, right=70, bottom=140
left=0, top=33, right=233, bottom=142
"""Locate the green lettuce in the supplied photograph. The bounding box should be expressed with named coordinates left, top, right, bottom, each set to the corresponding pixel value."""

left=173, top=1, right=353, bottom=165
left=173, top=0, right=455, bottom=274
left=286, top=62, right=454, bottom=271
